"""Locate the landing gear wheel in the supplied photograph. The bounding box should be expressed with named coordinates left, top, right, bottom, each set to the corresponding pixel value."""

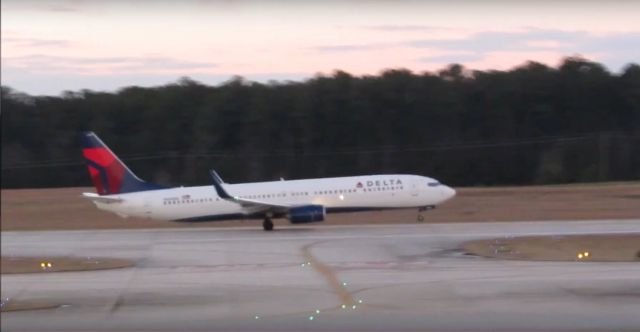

left=263, top=218, right=274, bottom=231
left=417, top=214, right=424, bottom=223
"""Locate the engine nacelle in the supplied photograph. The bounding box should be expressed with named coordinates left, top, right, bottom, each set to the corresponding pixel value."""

left=287, top=205, right=326, bottom=224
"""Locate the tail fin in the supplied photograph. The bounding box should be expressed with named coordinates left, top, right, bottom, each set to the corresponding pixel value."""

left=80, top=132, right=165, bottom=195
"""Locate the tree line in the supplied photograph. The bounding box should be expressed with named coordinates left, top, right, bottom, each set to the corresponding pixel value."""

left=2, top=57, right=639, bottom=189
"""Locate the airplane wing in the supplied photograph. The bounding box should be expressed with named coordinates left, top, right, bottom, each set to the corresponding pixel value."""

left=82, top=192, right=123, bottom=204
left=209, top=170, right=292, bottom=214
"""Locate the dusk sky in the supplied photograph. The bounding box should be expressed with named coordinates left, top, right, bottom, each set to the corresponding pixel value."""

left=2, top=0, right=640, bottom=95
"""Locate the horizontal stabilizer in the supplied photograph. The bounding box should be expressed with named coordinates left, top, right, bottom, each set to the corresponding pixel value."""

left=82, top=192, right=123, bottom=204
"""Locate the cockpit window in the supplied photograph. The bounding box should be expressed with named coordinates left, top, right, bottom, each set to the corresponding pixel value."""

left=428, top=182, right=441, bottom=187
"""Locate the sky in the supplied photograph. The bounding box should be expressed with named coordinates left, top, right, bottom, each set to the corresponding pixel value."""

left=2, top=0, right=640, bottom=96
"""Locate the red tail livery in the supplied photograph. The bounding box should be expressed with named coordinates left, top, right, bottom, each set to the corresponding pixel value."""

left=80, top=132, right=164, bottom=195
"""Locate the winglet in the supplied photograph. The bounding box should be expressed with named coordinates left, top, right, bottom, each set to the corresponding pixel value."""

left=210, top=170, right=233, bottom=199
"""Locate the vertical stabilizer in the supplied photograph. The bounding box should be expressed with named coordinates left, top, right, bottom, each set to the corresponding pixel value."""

left=80, top=132, right=164, bottom=195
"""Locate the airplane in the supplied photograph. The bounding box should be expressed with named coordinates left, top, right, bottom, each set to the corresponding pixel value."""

left=80, top=132, right=456, bottom=231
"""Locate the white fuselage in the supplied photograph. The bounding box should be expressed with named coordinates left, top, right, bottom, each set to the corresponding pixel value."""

left=91, top=174, right=455, bottom=221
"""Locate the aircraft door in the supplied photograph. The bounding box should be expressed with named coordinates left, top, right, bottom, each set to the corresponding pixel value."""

left=143, top=197, right=153, bottom=218
left=410, top=179, right=420, bottom=196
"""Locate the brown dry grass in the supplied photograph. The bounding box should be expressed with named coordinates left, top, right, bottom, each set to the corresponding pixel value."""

left=0, top=299, right=61, bottom=312
left=1, top=183, right=639, bottom=231
left=1, top=256, right=134, bottom=274
left=462, top=234, right=640, bottom=262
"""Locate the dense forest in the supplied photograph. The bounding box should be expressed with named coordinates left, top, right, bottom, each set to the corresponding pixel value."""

left=2, top=57, right=639, bottom=189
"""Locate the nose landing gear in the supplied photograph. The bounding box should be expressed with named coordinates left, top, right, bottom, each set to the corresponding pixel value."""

left=417, top=206, right=435, bottom=223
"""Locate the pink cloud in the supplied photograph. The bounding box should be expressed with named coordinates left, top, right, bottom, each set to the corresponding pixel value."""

left=4, top=54, right=218, bottom=75
left=524, top=40, right=567, bottom=49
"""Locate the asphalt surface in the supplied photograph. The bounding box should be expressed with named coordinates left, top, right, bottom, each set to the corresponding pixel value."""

left=2, top=219, right=640, bottom=331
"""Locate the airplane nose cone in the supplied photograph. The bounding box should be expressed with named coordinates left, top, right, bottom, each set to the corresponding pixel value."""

left=441, top=186, right=456, bottom=201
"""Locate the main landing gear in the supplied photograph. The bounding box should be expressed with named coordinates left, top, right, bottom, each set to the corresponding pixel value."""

left=263, top=217, right=274, bottom=231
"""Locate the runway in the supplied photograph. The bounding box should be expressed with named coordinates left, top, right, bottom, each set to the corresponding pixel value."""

left=2, top=219, right=640, bottom=331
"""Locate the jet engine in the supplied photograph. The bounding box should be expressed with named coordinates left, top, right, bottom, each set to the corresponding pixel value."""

left=287, top=205, right=325, bottom=223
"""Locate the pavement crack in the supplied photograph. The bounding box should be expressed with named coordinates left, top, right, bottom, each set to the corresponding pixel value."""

left=301, top=241, right=356, bottom=306
left=109, top=295, right=124, bottom=313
